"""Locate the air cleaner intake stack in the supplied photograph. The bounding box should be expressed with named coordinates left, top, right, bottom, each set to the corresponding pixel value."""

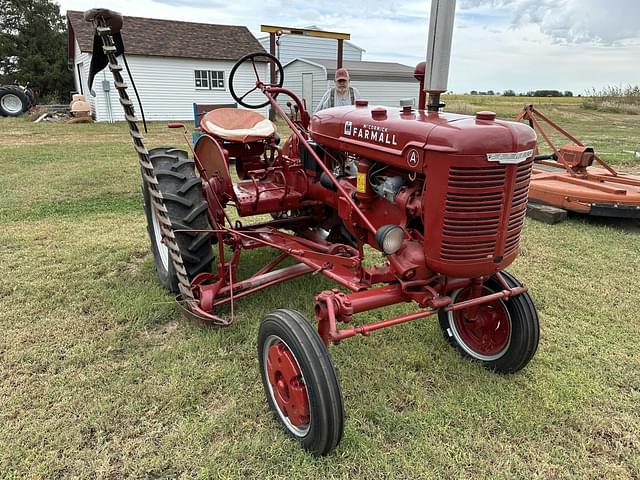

left=425, top=0, right=456, bottom=111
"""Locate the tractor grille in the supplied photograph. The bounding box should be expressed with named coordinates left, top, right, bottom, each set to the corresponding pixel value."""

left=504, top=159, right=534, bottom=255
left=441, top=159, right=533, bottom=262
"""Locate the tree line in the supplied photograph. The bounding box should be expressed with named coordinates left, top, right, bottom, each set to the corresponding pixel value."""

left=469, top=89, right=575, bottom=97
left=0, top=0, right=72, bottom=101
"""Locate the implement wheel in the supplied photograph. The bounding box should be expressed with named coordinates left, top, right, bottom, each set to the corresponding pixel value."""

left=438, top=271, right=539, bottom=373
left=258, top=309, right=343, bottom=455
left=142, top=147, right=214, bottom=293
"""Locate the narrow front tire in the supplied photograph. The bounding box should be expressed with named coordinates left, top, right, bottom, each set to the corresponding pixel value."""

left=438, top=271, right=539, bottom=373
left=258, top=309, right=344, bottom=455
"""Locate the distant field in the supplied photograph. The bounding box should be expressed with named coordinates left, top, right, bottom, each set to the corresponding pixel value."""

left=1, top=102, right=639, bottom=479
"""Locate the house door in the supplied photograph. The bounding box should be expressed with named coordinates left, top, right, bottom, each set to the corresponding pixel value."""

left=302, top=73, right=313, bottom=111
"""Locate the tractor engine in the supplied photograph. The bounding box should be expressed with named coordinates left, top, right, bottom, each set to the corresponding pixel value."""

left=309, top=103, right=537, bottom=279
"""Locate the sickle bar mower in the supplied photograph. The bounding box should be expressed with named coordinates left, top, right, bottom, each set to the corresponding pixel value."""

left=86, top=6, right=540, bottom=455
left=517, top=104, right=640, bottom=218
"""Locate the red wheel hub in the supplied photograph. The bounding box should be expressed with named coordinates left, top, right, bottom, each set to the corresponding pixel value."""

left=453, top=289, right=511, bottom=356
left=266, top=342, right=310, bottom=427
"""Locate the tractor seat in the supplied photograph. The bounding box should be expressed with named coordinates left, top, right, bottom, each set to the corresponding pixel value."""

left=201, top=108, right=276, bottom=143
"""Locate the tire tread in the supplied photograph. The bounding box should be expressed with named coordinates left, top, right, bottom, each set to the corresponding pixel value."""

left=143, top=148, right=214, bottom=293
left=258, top=309, right=343, bottom=455
left=438, top=271, right=539, bottom=373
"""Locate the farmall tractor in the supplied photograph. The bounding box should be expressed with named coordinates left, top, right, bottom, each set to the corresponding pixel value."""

left=85, top=1, right=539, bottom=455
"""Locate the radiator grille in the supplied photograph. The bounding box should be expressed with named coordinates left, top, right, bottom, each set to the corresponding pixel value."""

left=504, top=158, right=534, bottom=255
left=441, top=159, right=533, bottom=262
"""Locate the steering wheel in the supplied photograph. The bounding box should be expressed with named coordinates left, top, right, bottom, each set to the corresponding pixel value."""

left=229, top=52, right=284, bottom=109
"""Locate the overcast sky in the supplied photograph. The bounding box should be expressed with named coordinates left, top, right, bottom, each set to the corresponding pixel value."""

left=58, top=0, right=640, bottom=94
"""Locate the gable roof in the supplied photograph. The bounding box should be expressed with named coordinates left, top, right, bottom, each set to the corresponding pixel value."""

left=67, top=10, right=265, bottom=61
left=289, top=58, right=416, bottom=82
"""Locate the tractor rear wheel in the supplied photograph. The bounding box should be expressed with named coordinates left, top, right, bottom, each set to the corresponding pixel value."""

left=0, top=86, right=29, bottom=116
left=438, top=271, right=539, bottom=373
left=258, top=309, right=344, bottom=455
left=142, top=147, right=214, bottom=293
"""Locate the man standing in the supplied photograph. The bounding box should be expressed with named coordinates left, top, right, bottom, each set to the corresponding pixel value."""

left=315, top=68, right=359, bottom=113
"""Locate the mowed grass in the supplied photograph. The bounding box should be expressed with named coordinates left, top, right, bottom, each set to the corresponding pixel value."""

left=1, top=105, right=639, bottom=479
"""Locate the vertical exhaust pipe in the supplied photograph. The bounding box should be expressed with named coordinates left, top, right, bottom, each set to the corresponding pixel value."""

left=425, top=0, right=457, bottom=112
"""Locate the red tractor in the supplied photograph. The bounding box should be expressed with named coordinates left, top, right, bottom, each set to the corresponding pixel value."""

left=85, top=6, right=539, bottom=456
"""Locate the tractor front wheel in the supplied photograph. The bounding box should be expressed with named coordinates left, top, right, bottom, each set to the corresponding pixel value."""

left=438, top=271, right=539, bottom=373
left=142, top=147, right=214, bottom=293
left=258, top=309, right=344, bottom=455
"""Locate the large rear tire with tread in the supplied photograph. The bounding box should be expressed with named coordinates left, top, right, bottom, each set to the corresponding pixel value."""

left=258, top=309, right=344, bottom=455
left=142, top=147, right=214, bottom=293
left=0, top=86, right=29, bottom=116
left=438, top=271, right=539, bottom=373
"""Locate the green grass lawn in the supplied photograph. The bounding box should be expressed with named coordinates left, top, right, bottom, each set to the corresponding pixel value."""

left=1, top=104, right=639, bottom=479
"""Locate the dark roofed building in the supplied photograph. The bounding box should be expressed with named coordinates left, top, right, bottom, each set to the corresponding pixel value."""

left=67, top=11, right=267, bottom=121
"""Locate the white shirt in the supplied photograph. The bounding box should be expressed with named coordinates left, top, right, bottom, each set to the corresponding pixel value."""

left=315, top=86, right=360, bottom=113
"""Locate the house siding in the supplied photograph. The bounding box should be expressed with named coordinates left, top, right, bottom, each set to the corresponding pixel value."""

left=283, top=60, right=421, bottom=112
left=281, top=60, right=327, bottom=113
left=73, top=40, right=91, bottom=101
left=350, top=80, right=420, bottom=109
left=259, top=35, right=362, bottom=64
left=73, top=52, right=268, bottom=121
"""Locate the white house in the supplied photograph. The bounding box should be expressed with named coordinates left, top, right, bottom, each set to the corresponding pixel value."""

left=258, top=27, right=364, bottom=64
left=283, top=58, right=420, bottom=113
left=67, top=11, right=269, bottom=122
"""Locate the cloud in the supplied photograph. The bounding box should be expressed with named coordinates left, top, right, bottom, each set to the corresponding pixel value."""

left=459, top=0, right=640, bottom=44
left=58, top=0, right=639, bottom=93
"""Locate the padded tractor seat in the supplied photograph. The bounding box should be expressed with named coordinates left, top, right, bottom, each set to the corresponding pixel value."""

left=201, top=108, right=276, bottom=143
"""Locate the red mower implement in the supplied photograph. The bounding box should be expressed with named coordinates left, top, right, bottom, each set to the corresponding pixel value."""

left=517, top=104, right=640, bottom=218
left=85, top=2, right=539, bottom=455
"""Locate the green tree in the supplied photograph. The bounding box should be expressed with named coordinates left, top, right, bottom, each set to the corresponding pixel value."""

left=0, top=0, right=72, bottom=100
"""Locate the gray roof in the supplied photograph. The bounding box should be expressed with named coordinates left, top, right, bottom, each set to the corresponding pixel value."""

left=300, top=58, right=415, bottom=81
left=67, top=10, right=265, bottom=61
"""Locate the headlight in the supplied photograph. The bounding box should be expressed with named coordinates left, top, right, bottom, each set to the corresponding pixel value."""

left=375, top=225, right=404, bottom=255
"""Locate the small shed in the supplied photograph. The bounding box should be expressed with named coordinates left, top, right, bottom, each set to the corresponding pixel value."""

left=67, top=11, right=269, bottom=121
left=282, top=58, right=419, bottom=113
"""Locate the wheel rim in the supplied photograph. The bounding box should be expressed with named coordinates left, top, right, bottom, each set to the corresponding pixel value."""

left=263, top=335, right=310, bottom=437
left=150, top=203, right=170, bottom=272
left=1, top=93, right=23, bottom=114
left=448, top=288, right=511, bottom=361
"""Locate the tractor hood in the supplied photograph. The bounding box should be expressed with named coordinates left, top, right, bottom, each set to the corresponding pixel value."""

left=310, top=105, right=536, bottom=172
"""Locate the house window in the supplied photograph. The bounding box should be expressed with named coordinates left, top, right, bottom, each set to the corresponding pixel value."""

left=195, top=70, right=225, bottom=90
left=195, top=70, right=209, bottom=89
left=210, top=70, right=224, bottom=89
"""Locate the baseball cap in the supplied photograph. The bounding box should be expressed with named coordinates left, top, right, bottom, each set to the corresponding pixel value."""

left=335, top=68, right=349, bottom=81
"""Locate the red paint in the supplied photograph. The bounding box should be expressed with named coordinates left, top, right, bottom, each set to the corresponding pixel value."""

left=172, top=65, right=535, bottom=348
left=267, top=342, right=310, bottom=427
left=450, top=287, right=511, bottom=356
